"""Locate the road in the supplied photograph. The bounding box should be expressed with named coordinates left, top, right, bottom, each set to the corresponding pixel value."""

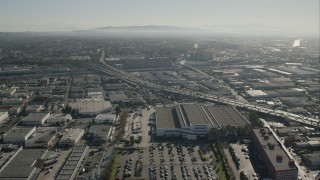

left=89, top=60, right=319, bottom=128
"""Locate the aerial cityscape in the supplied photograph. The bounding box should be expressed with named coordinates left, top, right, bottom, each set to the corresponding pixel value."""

left=0, top=1, right=319, bottom=180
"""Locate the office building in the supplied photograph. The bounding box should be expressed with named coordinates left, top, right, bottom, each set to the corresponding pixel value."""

left=252, top=128, right=298, bottom=180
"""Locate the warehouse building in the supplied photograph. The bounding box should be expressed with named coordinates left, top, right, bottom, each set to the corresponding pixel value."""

left=252, top=128, right=298, bottom=180
left=88, top=125, right=113, bottom=142
left=46, top=113, right=72, bottom=126
left=246, top=90, right=268, bottom=99
left=94, top=113, right=118, bottom=124
left=302, top=152, right=320, bottom=170
left=21, top=112, right=50, bottom=126
left=56, top=145, right=87, bottom=180
left=59, top=128, right=84, bottom=147
left=155, top=104, right=249, bottom=140
left=0, top=149, right=46, bottom=180
left=68, top=98, right=112, bottom=117
left=3, top=126, right=36, bottom=145
left=0, top=111, right=9, bottom=124
left=25, top=127, right=57, bottom=148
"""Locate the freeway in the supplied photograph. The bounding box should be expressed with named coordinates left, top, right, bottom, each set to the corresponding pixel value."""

left=91, top=61, right=320, bottom=128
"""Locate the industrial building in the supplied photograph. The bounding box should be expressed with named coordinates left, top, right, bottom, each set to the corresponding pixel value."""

left=3, top=126, right=36, bottom=145
left=21, top=112, right=50, bottom=126
left=24, top=104, right=44, bottom=114
left=59, top=128, right=84, bottom=147
left=0, top=111, right=9, bottom=124
left=46, top=113, right=72, bottom=126
left=252, top=128, right=298, bottom=180
left=246, top=90, right=268, bottom=99
left=155, top=104, right=249, bottom=140
left=108, top=91, right=130, bottom=104
left=25, top=127, right=57, bottom=148
left=68, top=98, right=112, bottom=117
left=88, top=125, right=113, bottom=142
left=302, top=152, right=320, bottom=170
left=246, top=88, right=306, bottom=100
left=56, top=145, right=87, bottom=180
left=0, top=148, right=47, bottom=180
left=94, top=113, right=118, bottom=124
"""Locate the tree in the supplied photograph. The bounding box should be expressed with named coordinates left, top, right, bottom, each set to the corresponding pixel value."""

left=249, top=111, right=263, bottom=127
left=115, top=106, right=121, bottom=116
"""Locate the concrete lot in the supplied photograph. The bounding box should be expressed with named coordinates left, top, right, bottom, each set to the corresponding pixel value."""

left=137, top=108, right=154, bottom=148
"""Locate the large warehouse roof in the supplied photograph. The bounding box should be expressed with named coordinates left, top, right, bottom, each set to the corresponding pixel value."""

left=155, top=107, right=180, bottom=129
left=156, top=104, right=249, bottom=129
left=0, top=149, right=46, bottom=179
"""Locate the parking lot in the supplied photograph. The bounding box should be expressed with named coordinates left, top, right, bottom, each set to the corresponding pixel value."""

left=115, top=143, right=220, bottom=180
left=76, top=147, right=103, bottom=179
left=229, top=143, right=257, bottom=179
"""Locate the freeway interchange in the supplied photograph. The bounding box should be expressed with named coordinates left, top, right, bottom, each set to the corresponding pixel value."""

left=91, top=62, right=320, bottom=128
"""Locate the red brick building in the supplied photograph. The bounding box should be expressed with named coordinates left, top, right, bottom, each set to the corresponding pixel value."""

left=252, top=128, right=298, bottom=180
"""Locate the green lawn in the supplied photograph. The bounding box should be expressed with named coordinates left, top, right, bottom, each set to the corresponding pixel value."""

left=109, top=150, right=122, bottom=180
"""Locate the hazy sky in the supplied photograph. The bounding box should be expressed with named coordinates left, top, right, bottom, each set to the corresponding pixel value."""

left=0, top=0, right=318, bottom=34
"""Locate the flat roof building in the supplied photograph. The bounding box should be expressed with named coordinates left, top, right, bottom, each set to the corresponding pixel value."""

left=21, top=112, right=50, bottom=126
left=56, top=145, right=87, bottom=180
left=252, top=128, right=298, bottom=180
left=25, top=127, right=57, bottom=148
left=3, top=126, right=36, bottom=145
left=246, top=90, right=268, bottom=99
left=0, top=148, right=47, bottom=180
left=302, top=152, right=320, bottom=170
left=59, top=128, right=84, bottom=147
left=88, top=125, right=112, bottom=142
left=108, top=91, right=130, bottom=104
left=0, top=111, right=9, bottom=124
left=94, top=113, right=117, bottom=124
left=68, top=99, right=112, bottom=117
left=155, top=104, right=249, bottom=140
left=46, top=113, right=72, bottom=126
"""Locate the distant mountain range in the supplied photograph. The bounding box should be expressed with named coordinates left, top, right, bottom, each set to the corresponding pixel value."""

left=93, top=25, right=198, bottom=31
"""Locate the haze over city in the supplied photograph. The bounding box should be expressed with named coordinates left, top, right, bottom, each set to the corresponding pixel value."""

left=0, top=0, right=319, bottom=36
left=0, top=1, right=319, bottom=180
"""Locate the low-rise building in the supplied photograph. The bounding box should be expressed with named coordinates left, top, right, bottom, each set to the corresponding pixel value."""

left=88, top=125, right=112, bottom=142
left=155, top=104, right=250, bottom=140
left=0, top=149, right=47, bottom=180
left=94, top=113, right=117, bottom=124
left=25, top=104, right=44, bottom=114
left=108, top=91, right=130, bottom=104
left=3, top=126, right=36, bottom=145
left=46, top=113, right=72, bottom=126
left=59, top=128, right=84, bottom=147
left=246, top=90, right=268, bottom=99
left=68, top=98, right=112, bottom=117
left=21, top=112, right=50, bottom=126
left=25, top=127, right=57, bottom=148
left=1, top=97, right=22, bottom=105
left=56, top=145, right=87, bottom=180
left=302, top=152, right=320, bottom=170
left=0, top=111, right=9, bottom=124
